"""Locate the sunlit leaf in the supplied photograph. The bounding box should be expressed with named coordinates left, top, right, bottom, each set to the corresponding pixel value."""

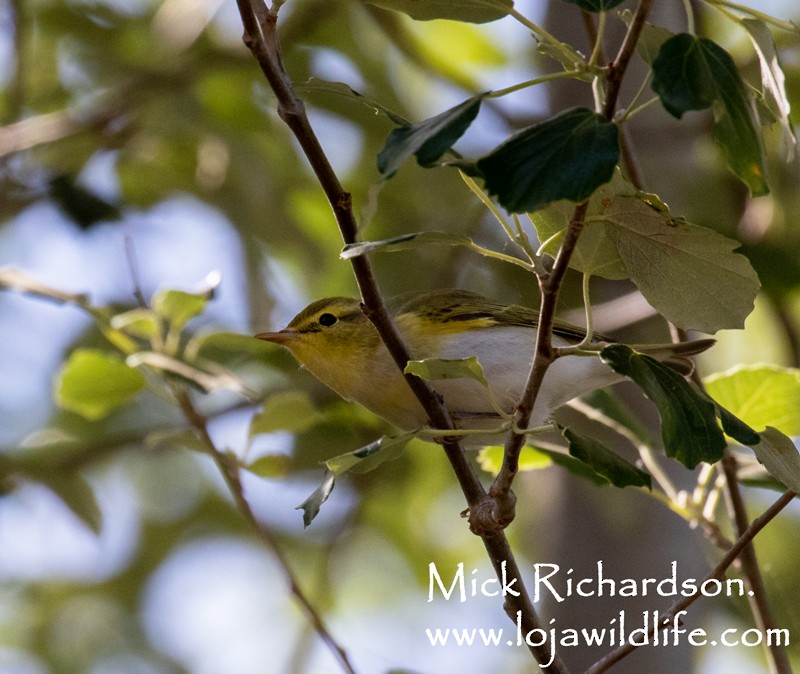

left=601, top=344, right=726, bottom=468
left=151, top=271, right=220, bottom=329
left=110, top=308, right=160, bottom=338
left=249, top=391, right=324, bottom=437
left=377, top=93, right=485, bottom=178
left=363, top=0, right=513, bottom=23
left=561, top=426, right=651, bottom=488
left=652, top=34, right=768, bottom=195
left=477, top=107, right=619, bottom=213
left=476, top=445, right=552, bottom=474
left=294, top=78, right=409, bottom=125
left=55, top=349, right=146, bottom=420
left=704, top=365, right=800, bottom=437
left=405, top=356, right=489, bottom=387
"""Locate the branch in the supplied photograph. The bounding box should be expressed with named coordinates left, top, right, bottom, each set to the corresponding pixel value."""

left=489, top=0, right=654, bottom=512
left=174, top=389, right=359, bottom=674
left=234, top=1, right=568, bottom=671
left=586, top=489, right=796, bottom=674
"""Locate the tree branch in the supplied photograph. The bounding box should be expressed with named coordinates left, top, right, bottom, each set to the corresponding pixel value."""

left=175, top=388, right=359, bottom=674
left=234, top=1, right=568, bottom=670
left=586, top=489, right=796, bottom=674
left=490, top=0, right=654, bottom=512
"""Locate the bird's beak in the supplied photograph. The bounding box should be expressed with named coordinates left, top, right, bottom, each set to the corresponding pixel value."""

left=255, top=329, right=298, bottom=345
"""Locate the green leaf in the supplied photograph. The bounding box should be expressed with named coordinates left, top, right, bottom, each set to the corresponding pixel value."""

left=598, top=181, right=759, bottom=332
left=377, top=93, right=485, bottom=178
left=528, top=171, right=628, bottom=279
left=110, top=308, right=160, bottom=339
left=151, top=272, right=220, bottom=330
left=741, top=19, right=796, bottom=161
left=244, top=453, right=292, bottom=478
left=294, top=78, right=409, bottom=126
left=704, top=365, right=800, bottom=437
left=404, top=356, right=489, bottom=387
left=601, top=344, right=726, bottom=468
left=560, top=0, right=624, bottom=12
left=751, top=427, right=800, bottom=493
left=55, top=349, right=146, bottom=420
left=476, top=445, right=552, bottom=474
left=476, top=107, right=619, bottom=213
left=249, top=391, right=325, bottom=437
left=561, top=426, right=651, bottom=489
left=652, top=34, right=767, bottom=195
left=363, top=0, right=513, bottom=23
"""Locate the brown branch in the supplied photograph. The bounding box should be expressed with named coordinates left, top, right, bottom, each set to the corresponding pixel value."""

left=490, top=0, right=654, bottom=512
left=175, top=389, right=359, bottom=674
left=586, top=489, right=796, bottom=674
left=234, top=1, right=568, bottom=671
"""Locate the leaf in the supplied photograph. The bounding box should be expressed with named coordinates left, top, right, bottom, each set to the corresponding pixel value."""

left=249, top=391, right=325, bottom=437
left=476, top=107, right=619, bottom=213
left=476, top=445, right=552, bottom=474
left=404, top=356, right=489, bottom=387
left=561, top=426, right=651, bottom=489
left=151, top=271, right=220, bottom=330
left=751, top=427, right=800, bottom=494
left=528, top=171, right=629, bottom=279
left=297, top=433, right=414, bottom=527
left=244, top=453, right=292, bottom=478
left=600, top=190, right=759, bottom=332
left=294, top=78, right=409, bottom=126
left=652, top=34, right=767, bottom=195
left=341, top=231, right=472, bottom=258
left=55, top=349, right=146, bottom=420
left=296, top=469, right=336, bottom=528
left=560, top=0, right=624, bottom=12
left=704, top=365, right=800, bottom=437
left=377, top=93, right=485, bottom=178
left=110, top=308, right=160, bottom=338
left=601, top=344, right=726, bottom=468
left=40, top=474, right=102, bottom=534
left=363, top=0, right=513, bottom=24
left=741, top=19, right=796, bottom=161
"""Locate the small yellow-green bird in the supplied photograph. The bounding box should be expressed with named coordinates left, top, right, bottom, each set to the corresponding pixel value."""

left=256, top=289, right=713, bottom=442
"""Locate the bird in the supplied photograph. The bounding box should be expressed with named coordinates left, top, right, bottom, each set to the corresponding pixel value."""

left=255, top=288, right=714, bottom=444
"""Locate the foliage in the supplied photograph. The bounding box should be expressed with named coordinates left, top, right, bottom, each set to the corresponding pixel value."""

left=1, top=1, right=800, bottom=673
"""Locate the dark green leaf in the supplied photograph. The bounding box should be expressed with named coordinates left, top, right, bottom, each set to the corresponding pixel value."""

left=601, top=344, right=726, bottom=468
left=55, top=349, right=146, bottom=420
left=652, top=34, right=767, bottom=195
left=538, top=448, right=608, bottom=486
left=560, top=0, right=625, bottom=12
left=476, top=107, right=619, bottom=213
left=712, top=401, right=761, bottom=446
left=363, top=0, right=513, bottom=24
left=561, top=426, right=651, bottom=489
left=377, top=94, right=485, bottom=178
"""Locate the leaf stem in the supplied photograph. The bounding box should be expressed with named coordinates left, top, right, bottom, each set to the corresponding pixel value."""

left=703, top=0, right=799, bottom=32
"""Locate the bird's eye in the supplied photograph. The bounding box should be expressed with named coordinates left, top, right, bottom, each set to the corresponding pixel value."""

left=318, top=312, right=338, bottom=327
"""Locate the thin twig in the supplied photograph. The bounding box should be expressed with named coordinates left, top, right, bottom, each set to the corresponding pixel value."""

left=586, top=489, right=796, bottom=674
left=175, top=388, right=359, bottom=674
left=233, top=1, right=568, bottom=671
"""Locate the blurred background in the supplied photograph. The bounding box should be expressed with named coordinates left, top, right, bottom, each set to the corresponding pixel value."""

left=1, top=0, right=799, bottom=672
